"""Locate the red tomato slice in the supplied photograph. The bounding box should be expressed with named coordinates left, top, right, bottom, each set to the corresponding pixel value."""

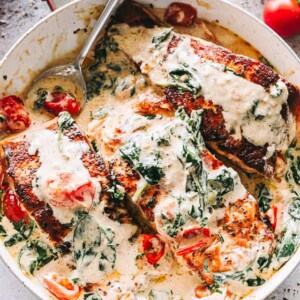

left=182, top=227, right=210, bottom=239
left=44, top=273, right=81, bottom=300
left=2, top=189, right=27, bottom=224
left=266, top=206, right=278, bottom=230
left=0, top=95, right=30, bottom=133
left=176, top=240, right=207, bottom=256
left=46, top=173, right=96, bottom=208
left=140, top=234, right=165, bottom=265
left=44, top=91, right=81, bottom=115
left=264, top=0, right=300, bottom=38
left=177, top=227, right=210, bottom=256
left=164, top=2, right=197, bottom=27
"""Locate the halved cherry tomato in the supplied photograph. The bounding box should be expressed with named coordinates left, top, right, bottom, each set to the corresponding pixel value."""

left=202, top=150, right=223, bottom=170
left=176, top=240, right=207, bottom=256
left=2, top=189, right=27, bottom=224
left=265, top=206, right=278, bottom=230
left=44, top=273, right=81, bottom=300
left=140, top=234, right=165, bottom=265
left=44, top=91, right=81, bottom=115
left=164, top=2, right=197, bottom=27
left=263, top=0, right=300, bottom=38
left=182, top=227, right=210, bottom=239
left=46, top=173, right=96, bottom=208
left=177, top=227, right=210, bottom=256
left=0, top=95, right=30, bottom=133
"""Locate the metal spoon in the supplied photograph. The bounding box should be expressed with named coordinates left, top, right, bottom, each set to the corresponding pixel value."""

left=30, top=0, right=122, bottom=109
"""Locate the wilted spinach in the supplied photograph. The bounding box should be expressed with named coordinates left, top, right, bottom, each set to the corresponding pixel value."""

left=208, top=169, right=235, bottom=208
left=152, top=28, right=172, bottom=48
left=289, top=196, right=300, bottom=220
left=4, top=219, right=35, bottom=247
left=73, top=214, right=102, bottom=270
left=18, top=240, right=57, bottom=274
left=169, top=68, right=201, bottom=95
left=256, top=183, right=272, bottom=213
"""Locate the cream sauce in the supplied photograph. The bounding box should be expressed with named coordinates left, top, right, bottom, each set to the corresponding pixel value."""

left=0, top=6, right=299, bottom=300
left=113, top=25, right=295, bottom=152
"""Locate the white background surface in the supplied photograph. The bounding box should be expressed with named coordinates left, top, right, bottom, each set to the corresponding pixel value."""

left=0, top=0, right=299, bottom=299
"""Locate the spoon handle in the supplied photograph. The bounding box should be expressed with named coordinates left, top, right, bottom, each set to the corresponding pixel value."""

left=75, top=0, right=122, bottom=68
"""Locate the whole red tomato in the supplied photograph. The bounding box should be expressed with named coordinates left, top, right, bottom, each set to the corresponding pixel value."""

left=264, top=0, right=300, bottom=38
left=164, top=2, right=197, bottom=27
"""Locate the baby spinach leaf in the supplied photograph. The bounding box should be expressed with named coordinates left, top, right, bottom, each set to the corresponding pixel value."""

left=152, top=28, right=172, bottom=48
left=277, top=232, right=297, bottom=258
left=289, top=197, right=300, bottom=220
left=34, top=88, right=48, bottom=110
left=169, top=69, right=201, bottom=95
left=0, top=224, right=6, bottom=237
left=73, top=214, right=102, bottom=270
left=84, top=293, right=102, bottom=300
left=246, top=277, right=265, bottom=287
left=18, top=240, right=57, bottom=274
left=256, top=184, right=272, bottom=213
left=98, top=227, right=117, bottom=272
left=4, top=219, right=35, bottom=247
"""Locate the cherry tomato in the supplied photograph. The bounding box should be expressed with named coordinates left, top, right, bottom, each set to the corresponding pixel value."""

left=44, top=273, right=81, bottom=300
left=46, top=173, right=96, bottom=209
left=2, top=189, right=27, bottom=224
left=176, top=240, right=207, bottom=256
left=177, top=227, right=210, bottom=256
left=140, top=234, right=165, bottom=265
left=201, top=150, right=223, bottom=170
left=263, top=0, right=300, bottom=38
left=266, top=206, right=278, bottom=230
left=182, top=227, right=210, bottom=239
left=44, top=91, right=81, bottom=115
left=0, top=95, right=30, bottom=133
left=164, top=2, right=197, bottom=27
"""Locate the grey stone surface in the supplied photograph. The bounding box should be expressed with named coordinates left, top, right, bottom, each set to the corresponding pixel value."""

left=0, top=0, right=299, bottom=299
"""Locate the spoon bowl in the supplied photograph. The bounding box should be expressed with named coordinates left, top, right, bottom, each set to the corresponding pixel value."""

left=28, top=0, right=122, bottom=112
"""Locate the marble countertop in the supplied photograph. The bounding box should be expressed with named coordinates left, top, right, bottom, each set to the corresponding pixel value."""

left=0, top=0, right=299, bottom=299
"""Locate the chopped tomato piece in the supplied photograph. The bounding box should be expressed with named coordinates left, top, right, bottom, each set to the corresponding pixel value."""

left=2, top=189, right=27, bottom=224
left=183, top=227, right=210, bottom=239
left=177, top=227, right=210, bottom=256
left=44, top=91, right=81, bottom=115
left=46, top=172, right=96, bottom=208
left=266, top=206, right=278, bottom=230
left=202, top=150, right=223, bottom=170
left=164, top=2, right=197, bottom=27
left=176, top=240, right=207, bottom=256
left=44, top=273, right=81, bottom=300
left=0, top=95, right=30, bottom=132
left=140, top=234, right=165, bottom=265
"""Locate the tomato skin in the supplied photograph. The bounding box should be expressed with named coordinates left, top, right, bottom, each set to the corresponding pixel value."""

left=266, top=205, right=278, bottom=230
left=177, top=227, right=210, bottom=256
left=263, top=0, right=300, bottom=38
left=182, top=227, right=210, bottom=239
left=2, top=189, right=27, bottom=224
left=176, top=240, right=207, bottom=256
left=0, top=95, right=30, bottom=133
left=46, top=173, right=96, bottom=208
left=44, top=91, right=81, bottom=115
left=44, top=273, right=81, bottom=300
left=140, top=234, right=165, bottom=265
left=164, top=2, right=197, bottom=27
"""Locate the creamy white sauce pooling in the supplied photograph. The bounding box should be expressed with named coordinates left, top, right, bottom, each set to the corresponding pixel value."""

left=113, top=25, right=295, bottom=153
